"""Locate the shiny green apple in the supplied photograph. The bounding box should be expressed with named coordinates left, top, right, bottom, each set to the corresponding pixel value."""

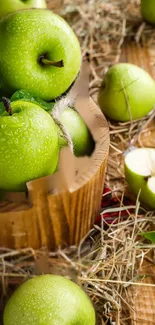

left=0, top=0, right=47, bottom=19
left=124, top=147, right=155, bottom=209
left=0, top=9, right=81, bottom=101
left=3, top=274, right=96, bottom=325
left=141, top=0, right=155, bottom=24
left=98, top=63, right=155, bottom=122
left=0, top=99, right=59, bottom=192
left=58, top=107, right=95, bottom=157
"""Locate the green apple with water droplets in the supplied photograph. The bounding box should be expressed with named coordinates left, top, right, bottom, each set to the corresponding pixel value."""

left=0, top=99, right=59, bottom=192
left=98, top=63, right=155, bottom=121
left=3, top=274, right=96, bottom=325
left=0, top=9, right=81, bottom=101
left=0, top=0, right=47, bottom=19
left=124, top=147, right=155, bottom=209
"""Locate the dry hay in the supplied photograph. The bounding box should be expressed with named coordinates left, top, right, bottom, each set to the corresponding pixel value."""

left=1, top=1, right=155, bottom=325
left=1, top=210, right=155, bottom=325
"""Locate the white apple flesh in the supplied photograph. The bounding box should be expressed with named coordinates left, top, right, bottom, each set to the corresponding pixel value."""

left=0, top=0, right=47, bottom=19
left=124, top=148, right=155, bottom=209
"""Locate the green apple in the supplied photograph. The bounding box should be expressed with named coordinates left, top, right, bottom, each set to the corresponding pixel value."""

left=0, top=98, right=59, bottom=192
left=0, top=9, right=81, bottom=101
left=57, top=107, right=95, bottom=157
left=98, top=63, right=155, bottom=122
left=0, top=0, right=47, bottom=19
left=124, top=147, right=155, bottom=209
left=3, top=274, right=96, bottom=325
left=141, top=0, right=155, bottom=24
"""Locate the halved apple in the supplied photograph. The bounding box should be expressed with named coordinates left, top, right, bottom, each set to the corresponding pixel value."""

left=124, top=147, right=155, bottom=209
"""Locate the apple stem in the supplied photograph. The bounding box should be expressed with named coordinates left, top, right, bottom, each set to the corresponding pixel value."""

left=1, top=97, right=12, bottom=116
left=144, top=175, right=151, bottom=181
left=39, top=55, right=64, bottom=68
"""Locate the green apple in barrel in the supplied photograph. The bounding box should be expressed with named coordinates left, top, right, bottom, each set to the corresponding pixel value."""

left=0, top=98, right=59, bottom=192
left=0, top=9, right=81, bottom=101
left=3, top=274, right=96, bottom=325
left=0, top=0, right=47, bottom=19
left=58, top=107, right=95, bottom=157
left=141, top=0, right=155, bottom=24
left=98, top=63, right=155, bottom=122
left=124, top=147, right=155, bottom=209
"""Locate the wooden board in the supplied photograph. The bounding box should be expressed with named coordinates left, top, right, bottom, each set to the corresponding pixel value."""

left=121, top=41, right=155, bottom=78
left=121, top=43, right=155, bottom=325
left=128, top=262, right=155, bottom=325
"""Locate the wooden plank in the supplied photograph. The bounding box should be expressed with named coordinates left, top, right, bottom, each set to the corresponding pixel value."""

left=121, top=42, right=155, bottom=325
left=121, top=41, right=155, bottom=78
left=128, top=262, right=155, bottom=325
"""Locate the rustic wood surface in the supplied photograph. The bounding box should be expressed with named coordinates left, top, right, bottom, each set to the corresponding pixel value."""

left=121, top=43, right=155, bottom=325
left=121, top=42, right=155, bottom=77
left=129, top=262, right=155, bottom=325
left=0, top=98, right=109, bottom=250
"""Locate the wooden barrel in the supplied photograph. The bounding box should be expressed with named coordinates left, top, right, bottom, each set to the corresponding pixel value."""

left=0, top=97, right=109, bottom=250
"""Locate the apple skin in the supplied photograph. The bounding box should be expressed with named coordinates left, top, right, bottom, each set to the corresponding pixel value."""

left=0, top=9, right=81, bottom=101
left=124, top=148, right=155, bottom=209
left=3, top=274, right=96, bottom=325
left=0, top=0, right=47, bottom=19
left=141, top=0, right=155, bottom=24
left=58, top=107, right=95, bottom=157
left=0, top=100, right=59, bottom=192
left=98, top=63, right=155, bottom=122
